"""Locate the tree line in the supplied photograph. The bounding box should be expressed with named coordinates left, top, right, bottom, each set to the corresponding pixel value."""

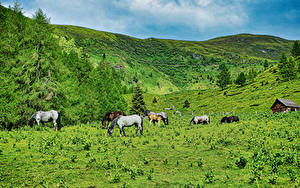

left=216, top=41, right=300, bottom=90
left=0, top=3, right=127, bottom=129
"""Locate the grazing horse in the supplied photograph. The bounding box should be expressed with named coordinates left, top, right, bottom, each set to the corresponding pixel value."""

left=107, top=115, right=143, bottom=137
left=221, top=116, right=239, bottom=123
left=190, top=115, right=210, bottom=125
left=28, top=110, right=61, bottom=131
left=149, top=114, right=164, bottom=126
left=144, top=110, right=168, bottom=125
left=102, top=111, right=126, bottom=128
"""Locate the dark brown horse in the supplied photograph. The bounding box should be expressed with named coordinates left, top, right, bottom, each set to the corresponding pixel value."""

left=102, top=111, right=126, bottom=128
left=221, top=116, right=239, bottom=123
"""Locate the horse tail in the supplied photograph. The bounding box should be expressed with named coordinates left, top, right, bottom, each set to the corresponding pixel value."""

left=190, top=118, right=194, bottom=125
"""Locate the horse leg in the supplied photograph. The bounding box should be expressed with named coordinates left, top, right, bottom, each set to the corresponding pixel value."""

left=123, top=129, right=126, bottom=137
left=120, top=128, right=123, bottom=137
left=135, top=124, right=139, bottom=136
left=158, top=119, right=160, bottom=126
left=139, top=123, right=143, bottom=136
left=149, top=119, right=152, bottom=126
left=53, top=120, right=57, bottom=131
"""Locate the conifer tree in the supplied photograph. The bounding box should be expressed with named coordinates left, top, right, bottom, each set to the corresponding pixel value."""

left=183, top=100, right=190, bottom=108
left=291, top=41, right=300, bottom=58
left=235, top=72, right=246, bottom=86
left=130, top=83, right=146, bottom=115
left=216, top=63, right=231, bottom=90
left=278, top=52, right=296, bottom=80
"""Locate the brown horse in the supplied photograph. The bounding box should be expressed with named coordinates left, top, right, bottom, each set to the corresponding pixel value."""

left=102, top=111, right=126, bottom=128
left=221, top=116, right=239, bottom=123
left=149, top=114, right=164, bottom=126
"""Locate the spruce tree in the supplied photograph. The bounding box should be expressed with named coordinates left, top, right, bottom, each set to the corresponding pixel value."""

left=235, top=72, right=246, bottom=86
left=216, top=63, right=231, bottom=90
left=183, top=100, right=190, bottom=108
left=291, top=41, right=300, bottom=58
left=278, top=52, right=296, bottom=80
left=130, top=83, right=146, bottom=115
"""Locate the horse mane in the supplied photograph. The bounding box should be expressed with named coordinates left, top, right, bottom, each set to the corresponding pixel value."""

left=108, top=115, right=122, bottom=130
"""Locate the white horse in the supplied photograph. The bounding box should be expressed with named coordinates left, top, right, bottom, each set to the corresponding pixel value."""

left=107, top=115, right=143, bottom=137
left=28, top=110, right=61, bottom=131
left=190, top=115, right=210, bottom=125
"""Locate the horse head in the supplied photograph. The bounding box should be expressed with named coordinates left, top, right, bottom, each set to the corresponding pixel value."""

left=221, top=117, right=227, bottom=123
left=144, top=110, right=151, bottom=117
left=28, top=114, right=36, bottom=127
left=107, top=116, right=121, bottom=136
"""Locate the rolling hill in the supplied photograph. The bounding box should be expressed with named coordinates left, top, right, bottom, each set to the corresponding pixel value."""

left=53, top=25, right=294, bottom=94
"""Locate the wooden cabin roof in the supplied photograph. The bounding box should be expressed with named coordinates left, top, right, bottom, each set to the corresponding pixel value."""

left=270, top=98, right=300, bottom=109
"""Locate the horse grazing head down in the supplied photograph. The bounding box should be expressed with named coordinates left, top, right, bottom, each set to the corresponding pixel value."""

left=28, top=113, right=36, bottom=127
left=190, top=115, right=209, bottom=125
left=221, top=117, right=228, bottom=123
left=221, top=116, right=239, bottom=123
left=102, top=111, right=126, bottom=129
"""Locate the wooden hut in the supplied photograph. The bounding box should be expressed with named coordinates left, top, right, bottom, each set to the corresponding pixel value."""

left=270, top=98, right=300, bottom=113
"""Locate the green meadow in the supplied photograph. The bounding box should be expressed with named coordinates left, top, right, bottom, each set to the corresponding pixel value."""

left=0, top=111, right=299, bottom=187
left=1, top=3, right=299, bottom=188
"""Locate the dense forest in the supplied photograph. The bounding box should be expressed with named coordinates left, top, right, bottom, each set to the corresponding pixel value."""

left=0, top=4, right=127, bottom=129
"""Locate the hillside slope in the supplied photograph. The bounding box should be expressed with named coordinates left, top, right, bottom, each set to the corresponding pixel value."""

left=53, top=25, right=294, bottom=93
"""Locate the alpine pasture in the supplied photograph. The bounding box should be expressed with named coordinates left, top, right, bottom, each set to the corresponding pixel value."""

left=1, top=3, right=300, bottom=188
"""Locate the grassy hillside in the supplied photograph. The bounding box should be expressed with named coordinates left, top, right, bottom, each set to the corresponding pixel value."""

left=53, top=25, right=294, bottom=93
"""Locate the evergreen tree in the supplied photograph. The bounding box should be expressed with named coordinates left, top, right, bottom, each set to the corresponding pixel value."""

left=291, top=41, right=300, bottom=58
left=235, top=72, right=246, bottom=86
left=247, top=68, right=258, bottom=82
left=183, top=100, right=190, bottom=108
left=216, top=63, right=231, bottom=90
left=130, top=83, right=146, bottom=115
left=278, top=53, right=296, bottom=80
left=0, top=5, right=128, bottom=128
left=263, top=60, right=269, bottom=70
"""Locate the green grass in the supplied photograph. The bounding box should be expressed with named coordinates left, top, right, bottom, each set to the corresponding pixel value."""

left=53, top=25, right=294, bottom=93
left=0, top=111, right=299, bottom=187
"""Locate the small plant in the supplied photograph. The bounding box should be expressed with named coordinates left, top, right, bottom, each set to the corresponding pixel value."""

left=111, top=172, right=120, bottom=183
left=84, top=142, right=91, bottom=151
left=71, top=155, right=77, bottom=163
left=197, top=158, right=203, bottom=168
left=268, top=174, right=277, bottom=185
left=235, top=156, right=247, bottom=169
left=287, top=168, right=296, bottom=182
left=163, top=159, right=168, bottom=165
left=204, top=170, right=214, bottom=184
left=147, top=174, right=152, bottom=180
left=143, top=157, right=149, bottom=165
left=137, top=166, right=144, bottom=176
left=142, top=140, right=149, bottom=145
left=130, top=169, right=137, bottom=180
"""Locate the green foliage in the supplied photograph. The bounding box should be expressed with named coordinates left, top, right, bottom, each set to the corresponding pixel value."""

left=53, top=25, right=293, bottom=92
left=235, top=156, right=247, bottom=169
left=278, top=53, right=297, bottom=80
left=129, top=83, right=146, bottom=115
left=291, top=40, right=300, bottom=58
left=235, top=72, right=246, bottom=86
left=0, top=5, right=127, bottom=128
left=216, top=63, right=231, bottom=89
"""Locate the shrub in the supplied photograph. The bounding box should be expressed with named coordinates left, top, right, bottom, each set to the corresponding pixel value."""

left=235, top=156, right=247, bottom=169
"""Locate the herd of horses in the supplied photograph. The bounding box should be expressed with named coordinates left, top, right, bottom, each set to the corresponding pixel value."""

left=28, top=110, right=239, bottom=136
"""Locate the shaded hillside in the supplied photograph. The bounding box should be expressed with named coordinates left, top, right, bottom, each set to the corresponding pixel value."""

left=53, top=25, right=294, bottom=93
